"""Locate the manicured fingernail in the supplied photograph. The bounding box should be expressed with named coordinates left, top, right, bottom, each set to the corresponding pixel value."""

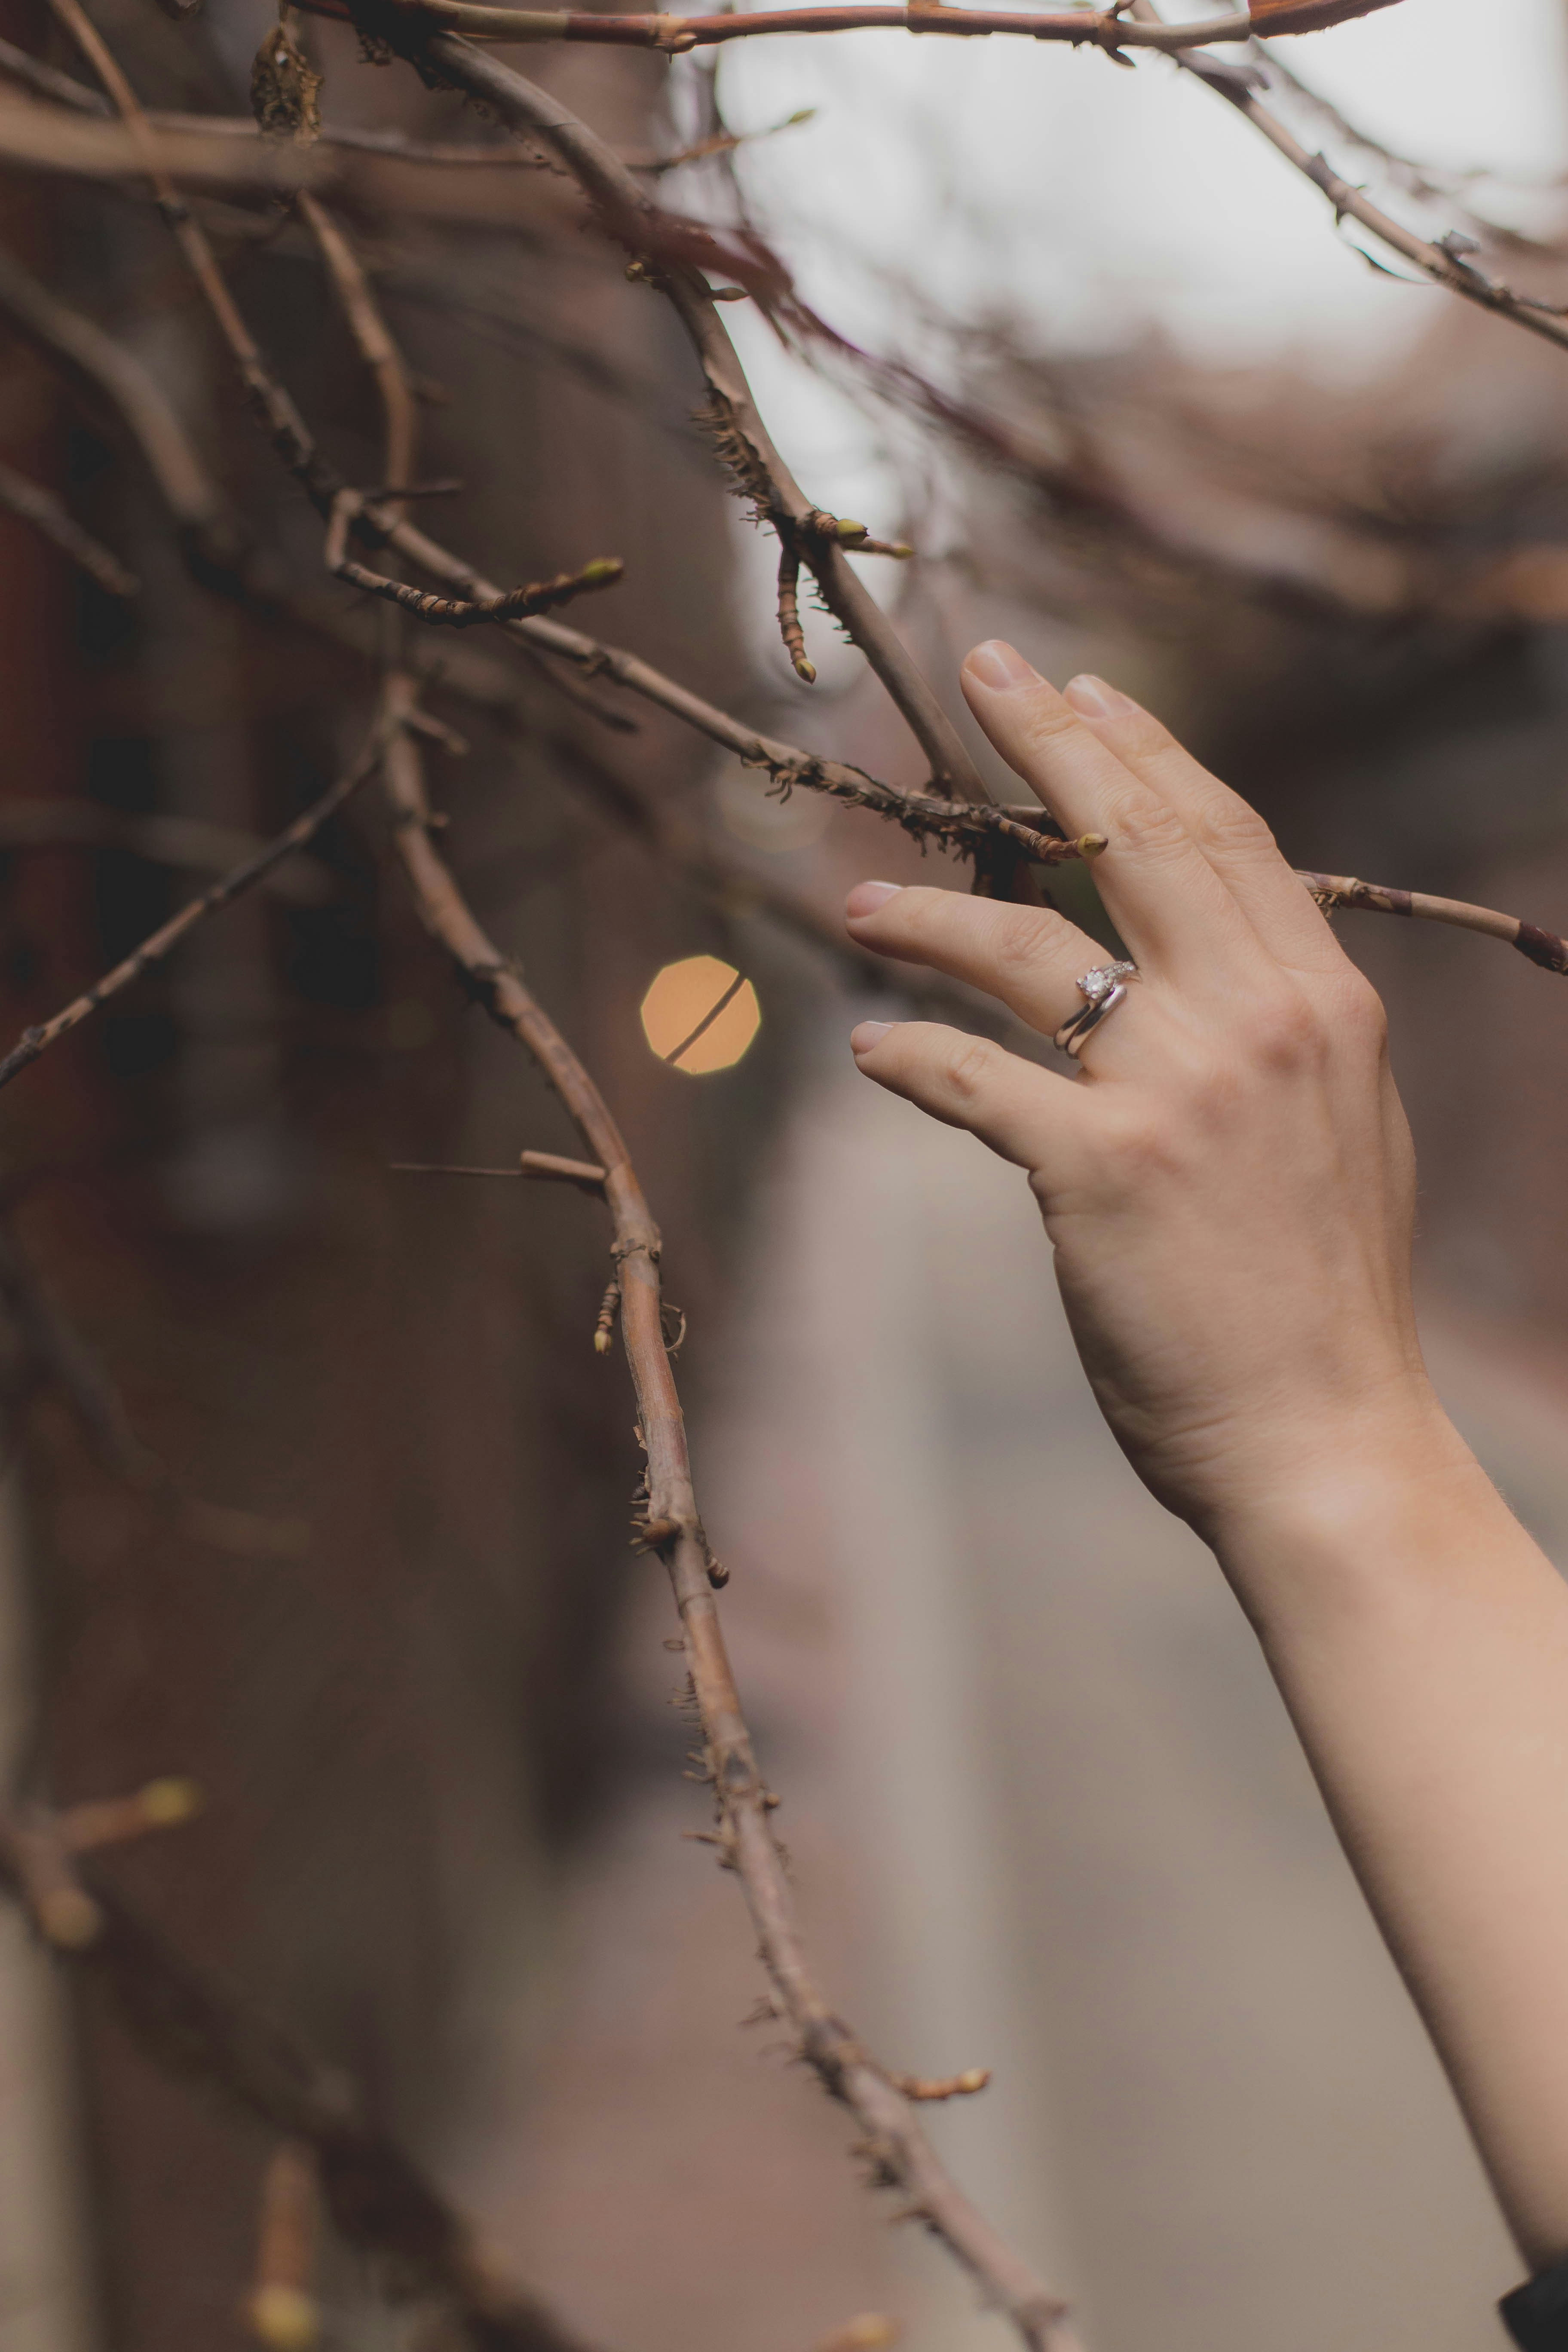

left=964, top=639, right=1038, bottom=692
left=1065, top=673, right=1137, bottom=719
left=850, top=1021, right=893, bottom=1054
left=845, top=880, right=902, bottom=919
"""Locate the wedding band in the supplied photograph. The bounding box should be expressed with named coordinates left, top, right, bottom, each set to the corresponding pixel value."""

left=1054, top=960, right=1139, bottom=1058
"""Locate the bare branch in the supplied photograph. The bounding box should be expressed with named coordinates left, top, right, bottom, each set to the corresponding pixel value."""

left=0, top=801, right=331, bottom=903
left=377, top=668, right=1085, bottom=2349
left=1300, top=873, right=1568, bottom=973
left=0, top=85, right=325, bottom=186
left=1130, top=1, right=1568, bottom=358
left=328, top=488, right=624, bottom=626
left=0, top=458, right=137, bottom=594
left=295, top=0, right=1403, bottom=52
left=299, top=193, right=418, bottom=527
left=0, top=725, right=386, bottom=1096
left=413, top=33, right=989, bottom=799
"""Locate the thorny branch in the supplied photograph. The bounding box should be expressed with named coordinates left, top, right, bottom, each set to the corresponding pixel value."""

left=374, top=667, right=1086, bottom=2352
left=414, top=33, right=989, bottom=798
left=3, top=0, right=1567, bottom=2342
left=318, top=168, right=1084, bottom=2338
left=0, top=75, right=1064, bottom=866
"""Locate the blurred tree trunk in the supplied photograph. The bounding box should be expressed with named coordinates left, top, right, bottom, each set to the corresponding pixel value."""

left=0, top=13, right=757, bottom=2346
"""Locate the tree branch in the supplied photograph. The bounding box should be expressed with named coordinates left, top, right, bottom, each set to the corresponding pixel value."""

left=1300, top=873, right=1568, bottom=973
left=412, top=32, right=990, bottom=799
left=296, top=0, right=1404, bottom=50
left=0, top=724, right=386, bottom=1096
left=0, top=1810, right=608, bottom=2352
left=376, top=667, right=1084, bottom=2351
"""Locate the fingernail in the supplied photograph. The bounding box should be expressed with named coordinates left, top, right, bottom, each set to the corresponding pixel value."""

left=850, top=1021, right=893, bottom=1054
left=1065, top=673, right=1137, bottom=719
left=845, top=880, right=902, bottom=919
left=964, top=640, right=1039, bottom=692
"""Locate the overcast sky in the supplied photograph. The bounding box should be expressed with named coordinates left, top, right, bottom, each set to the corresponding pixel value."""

left=699, top=0, right=1568, bottom=533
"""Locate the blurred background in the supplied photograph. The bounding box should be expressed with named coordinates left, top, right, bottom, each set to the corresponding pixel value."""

left=1, top=1, right=1567, bottom=2349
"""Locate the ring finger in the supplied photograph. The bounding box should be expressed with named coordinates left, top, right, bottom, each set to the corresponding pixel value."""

left=844, top=879, right=1149, bottom=1063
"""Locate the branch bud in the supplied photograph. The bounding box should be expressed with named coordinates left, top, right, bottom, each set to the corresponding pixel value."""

left=138, top=1776, right=202, bottom=1827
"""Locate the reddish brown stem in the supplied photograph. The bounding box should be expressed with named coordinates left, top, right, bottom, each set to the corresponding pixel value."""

left=296, top=0, right=1401, bottom=46
left=1300, top=873, right=1568, bottom=974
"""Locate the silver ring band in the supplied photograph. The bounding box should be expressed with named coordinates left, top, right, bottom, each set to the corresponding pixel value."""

left=1054, top=960, right=1139, bottom=1058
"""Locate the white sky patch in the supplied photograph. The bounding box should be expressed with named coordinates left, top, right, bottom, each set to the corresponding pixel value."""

left=697, top=0, right=1568, bottom=538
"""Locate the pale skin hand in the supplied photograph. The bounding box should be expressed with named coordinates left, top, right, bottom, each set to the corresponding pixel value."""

left=843, top=641, right=1568, bottom=2276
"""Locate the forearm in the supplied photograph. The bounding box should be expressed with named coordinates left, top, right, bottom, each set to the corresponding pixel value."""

left=1217, top=1420, right=1568, bottom=2270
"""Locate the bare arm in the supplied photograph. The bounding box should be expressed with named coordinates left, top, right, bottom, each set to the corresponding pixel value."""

left=842, top=643, right=1568, bottom=2278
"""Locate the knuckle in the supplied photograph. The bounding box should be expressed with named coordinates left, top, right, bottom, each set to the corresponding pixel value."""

left=1241, top=986, right=1326, bottom=1072
left=1191, top=795, right=1277, bottom=861
left=1329, top=971, right=1388, bottom=1052
left=940, top=1034, right=1002, bottom=1103
left=1102, top=790, right=1190, bottom=864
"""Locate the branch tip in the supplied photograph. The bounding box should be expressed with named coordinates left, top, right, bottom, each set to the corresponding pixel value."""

left=894, top=2066, right=992, bottom=2100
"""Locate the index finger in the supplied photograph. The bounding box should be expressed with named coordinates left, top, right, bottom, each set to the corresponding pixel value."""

left=961, top=641, right=1262, bottom=987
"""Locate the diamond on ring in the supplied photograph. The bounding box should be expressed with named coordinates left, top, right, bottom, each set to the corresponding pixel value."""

left=1076, top=962, right=1134, bottom=1006
left=1054, top=959, right=1139, bottom=1058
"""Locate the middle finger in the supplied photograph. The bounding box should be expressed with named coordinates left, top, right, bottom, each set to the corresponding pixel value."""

left=961, top=641, right=1265, bottom=990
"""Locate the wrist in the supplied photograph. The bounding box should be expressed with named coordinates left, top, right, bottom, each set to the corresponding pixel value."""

left=1202, top=1390, right=1504, bottom=1633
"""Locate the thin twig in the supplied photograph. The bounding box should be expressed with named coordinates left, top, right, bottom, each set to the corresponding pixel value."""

left=0, top=801, right=331, bottom=904
left=1300, top=872, right=1568, bottom=973
left=298, top=194, right=417, bottom=529
left=1133, top=1, right=1568, bottom=359
left=8, top=34, right=1069, bottom=866
left=294, top=0, right=1401, bottom=50
left=411, top=32, right=990, bottom=800
left=0, top=458, right=138, bottom=594
left=392, top=1151, right=609, bottom=1189
left=0, top=725, right=386, bottom=1096
left=328, top=488, right=623, bottom=626
left=776, top=539, right=815, bottom=683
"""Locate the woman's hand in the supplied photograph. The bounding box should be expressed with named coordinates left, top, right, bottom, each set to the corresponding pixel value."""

left=845, top=645, right=1568, bottom=2283
left=844, top=643, right=1458, bottom=1556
